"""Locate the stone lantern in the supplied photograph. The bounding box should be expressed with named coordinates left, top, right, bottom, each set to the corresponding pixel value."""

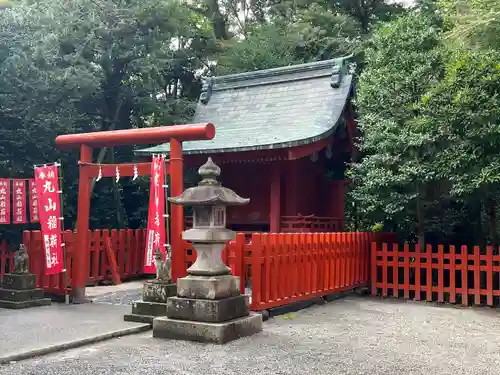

left=152, top=157, right=263, bottom=344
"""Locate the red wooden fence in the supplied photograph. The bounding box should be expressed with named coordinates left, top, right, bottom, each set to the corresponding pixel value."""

left=247, top=232, right=376, bottom=310
left=371, top=242, right=500, bottom=306
left=1, top=229, right=147, bottom=295
left=2, top=229, right=391, bottom=310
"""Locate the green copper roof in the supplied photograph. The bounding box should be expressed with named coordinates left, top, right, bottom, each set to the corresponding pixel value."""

left=137, top=56, right=353, bottom=155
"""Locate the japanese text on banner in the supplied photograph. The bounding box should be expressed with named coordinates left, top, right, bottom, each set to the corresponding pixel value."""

left=29, top=179, right=39, bottom=223
left=143, top=155, right=166, bottom=274
left=12, top=180, right=27, bottom=224
left=0, top=179, right=10, bottom=224
left=34, top=165, right=64, bottom=276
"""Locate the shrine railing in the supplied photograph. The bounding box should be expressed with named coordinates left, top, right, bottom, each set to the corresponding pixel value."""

left=0, top=229, right=147, bottom=296
left=183, top=231, right=395, bottom=311
left=280, top=216, right=344, bottom=233
left=2, top=229, right=395, bottom=308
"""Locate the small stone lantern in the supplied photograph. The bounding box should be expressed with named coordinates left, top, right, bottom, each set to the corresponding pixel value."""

left=171, top=157, right=249, bottom=276
left=152, top=157, right=263, bottom=344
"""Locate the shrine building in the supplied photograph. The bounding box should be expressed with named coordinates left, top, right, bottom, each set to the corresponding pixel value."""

left=137, top=56, right=356, bottom=233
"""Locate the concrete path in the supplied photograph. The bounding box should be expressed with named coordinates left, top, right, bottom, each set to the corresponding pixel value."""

left=0, top=303, right=149, bottom=364
left=3, top=296, right=500, bottom=374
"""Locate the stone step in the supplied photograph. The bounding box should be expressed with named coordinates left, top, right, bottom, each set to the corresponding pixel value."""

left=131, top=301, right=168, bottom=317
left=0, top=288, right=44, bottom=302
left=1, top=273, right=36, bottom=290
left=123, top=313, right=155, bottom=325
left=0, top=298, right=51, bottom=309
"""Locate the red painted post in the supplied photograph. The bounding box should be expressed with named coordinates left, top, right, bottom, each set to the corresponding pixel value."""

left=486, top=246, right=493, bottom=306
left=415, top=243, right=421, bottom=301
left=461, top=245, right=468, bottom=306
left=381, top=243, right=388, bottom=297
left=277, top=234, right=285, bottom=300
left=449, top=245, right=456, bottom=304
left=426, top=244, right=433, bottom=302
left=262, top=234, right=271, bottom=304
left=392, top=244, right=399, bottom=297
left=370, top=241, right=377, bottom=296
left=403, top=243, right=410, bottom=299
left=231, top=233, right=245, bottom=295
left=437, top=244, right=444, bottom=303
left=170, top=138, right=184, bottom=282
left=73, top=144, right=92, bottom=303
left=292, top=233, right=300, bottom=297
left=250, top=233, right=262, bottom=309
left=334, top=233, right=340, bottom=289
left=118, top=229, right=126, bottom=278
left=473, top=245, right=480, bottom=305
left=104, top=236, right=121, bottom=285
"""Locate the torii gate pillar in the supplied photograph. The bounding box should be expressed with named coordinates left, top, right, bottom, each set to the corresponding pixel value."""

left=55, top=123, right=215, bottom=303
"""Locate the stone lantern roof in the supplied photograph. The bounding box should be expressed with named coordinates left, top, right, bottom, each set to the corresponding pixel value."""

left=168, top=157, right=249, bottom=207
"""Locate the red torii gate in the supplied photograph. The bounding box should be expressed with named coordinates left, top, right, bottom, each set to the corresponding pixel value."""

left=55, top=123, right=215, bottom=303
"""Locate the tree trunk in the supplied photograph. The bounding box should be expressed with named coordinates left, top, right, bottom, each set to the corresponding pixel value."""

left=416, top=183, right=425, bottom=249
left=485, top=194, right=497, bottom=247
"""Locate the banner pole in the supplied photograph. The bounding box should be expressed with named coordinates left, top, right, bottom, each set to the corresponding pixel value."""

left=57, top=159, right=70, bottom=305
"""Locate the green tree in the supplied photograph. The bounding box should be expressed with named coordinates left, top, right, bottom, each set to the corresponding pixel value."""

left=0, top=0, right=208, bottom=236
left=349, top=12, right=445, bottom=245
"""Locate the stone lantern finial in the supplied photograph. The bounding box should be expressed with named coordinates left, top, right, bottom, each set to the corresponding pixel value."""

left=198, top=157, right=221, bottom=186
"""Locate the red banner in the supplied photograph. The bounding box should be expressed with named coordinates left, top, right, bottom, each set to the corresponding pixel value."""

left=143, top=155, right=166, bottom=274
left=29, top=179, right=39, bottom=223
left=0, top=179, right=10, bottom=224
left=12, top=180, right=27, bottom=224
left=34, top=165, right=64, bottom=275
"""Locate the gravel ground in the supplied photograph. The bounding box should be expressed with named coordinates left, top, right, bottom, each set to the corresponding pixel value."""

left=3, top=296, right=500, bottom=375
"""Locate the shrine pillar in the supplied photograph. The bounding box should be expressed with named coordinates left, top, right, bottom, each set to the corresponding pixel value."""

left=169, top=139, right=184, bottom=281
left=284, top=160, right=299, bottom=216
left=73, top=145, right=93, bottom=303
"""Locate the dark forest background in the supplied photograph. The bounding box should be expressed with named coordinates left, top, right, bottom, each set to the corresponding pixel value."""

left=0, top=0, right=499, bottom=247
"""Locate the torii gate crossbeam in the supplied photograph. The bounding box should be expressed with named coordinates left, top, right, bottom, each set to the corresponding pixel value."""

left=55, top=123, right=215, bottom=303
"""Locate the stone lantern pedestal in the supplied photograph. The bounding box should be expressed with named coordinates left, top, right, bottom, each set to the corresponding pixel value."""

left=152, top=158, right=262, bottom=344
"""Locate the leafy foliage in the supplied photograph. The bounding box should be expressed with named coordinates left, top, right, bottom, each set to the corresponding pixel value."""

left=6, top=0, right=500, bottom=247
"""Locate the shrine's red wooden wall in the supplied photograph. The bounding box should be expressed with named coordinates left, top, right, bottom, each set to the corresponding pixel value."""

left=207, top=158, right=345, bottom=230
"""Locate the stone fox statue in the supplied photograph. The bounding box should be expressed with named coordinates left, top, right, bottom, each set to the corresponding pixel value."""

left=154, top=247, right=171, bottom=282
left=14, top=244, right=29, bottom=273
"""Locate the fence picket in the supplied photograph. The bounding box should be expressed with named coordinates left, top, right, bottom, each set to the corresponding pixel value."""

left=403, top=243, right=410, bottom=299
left=449, top=245, right=456, bottom=304
left=487, top=246, right=493, bottom=306
left=426, top=244, right=433, bottom=302
left=415, top=244, right=421, bottom=301
left=381, top=243, right=388, bottom=297
left=393, top=244, right=399, bottom=298
left=461, top=245, right=468, bottom=307
left=473, top=245, right=480, bottom=305
left=437, top=245, right=444, bottom=303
